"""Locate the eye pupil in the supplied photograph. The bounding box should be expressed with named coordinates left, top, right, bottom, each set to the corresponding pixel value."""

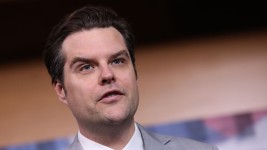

left=82, top=65, right=92, bottom=70
left=114, top=59, right=123, bottom=64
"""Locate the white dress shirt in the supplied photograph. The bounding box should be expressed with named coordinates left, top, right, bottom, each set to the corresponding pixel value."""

left=78, top=123, right=144, bottom=150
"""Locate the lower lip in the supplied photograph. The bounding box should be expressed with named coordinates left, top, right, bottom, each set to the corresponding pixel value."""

left=99, top=95, right=123, bottom=104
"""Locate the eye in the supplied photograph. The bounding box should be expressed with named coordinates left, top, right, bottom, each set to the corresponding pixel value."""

left=112, top=58, right=125, bottom=65
left=80, top=64, right=94, bottom=71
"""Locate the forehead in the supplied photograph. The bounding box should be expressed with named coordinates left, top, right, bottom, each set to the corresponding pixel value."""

left=61, top=27, right=127, bottom=59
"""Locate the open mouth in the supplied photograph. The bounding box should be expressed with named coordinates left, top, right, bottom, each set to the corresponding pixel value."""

left=100, top=90, right=124, bottom=100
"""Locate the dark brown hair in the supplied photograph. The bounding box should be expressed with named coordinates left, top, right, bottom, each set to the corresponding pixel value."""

left=43, top=5, right=136, bottom=85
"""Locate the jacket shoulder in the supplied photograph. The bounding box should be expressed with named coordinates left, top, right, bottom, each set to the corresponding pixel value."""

left=149, top=131, right=218, bottom=150
left=138, top=124, right=218, bottom=150
left=171, top=136, right=218, bottom=150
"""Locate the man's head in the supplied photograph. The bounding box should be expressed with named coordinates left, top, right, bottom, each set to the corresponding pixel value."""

left=43, top=6, right=139, bottom=132
left=43, top=6, right=136, bottom=86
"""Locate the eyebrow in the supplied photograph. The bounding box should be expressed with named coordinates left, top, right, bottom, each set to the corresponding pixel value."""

left=69, top=50, right=130, bottom=68
left=110, top=49, right=130, bottom=60
left=69, top=57, right=92, bottom=69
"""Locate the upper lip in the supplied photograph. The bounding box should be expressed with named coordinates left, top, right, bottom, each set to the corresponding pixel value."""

left=99, top=89, right=124, bottom=101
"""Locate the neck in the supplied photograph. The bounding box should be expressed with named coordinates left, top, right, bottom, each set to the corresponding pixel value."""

left=79, top=119, right=135, bottom=149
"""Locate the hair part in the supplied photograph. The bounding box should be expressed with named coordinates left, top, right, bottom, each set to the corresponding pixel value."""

left=43, top=5, right=136, bottom=86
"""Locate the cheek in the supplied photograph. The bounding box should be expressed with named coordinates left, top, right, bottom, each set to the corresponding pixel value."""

left=65, top=82, right=97, bottom=115
left=120, top=72, right=136, bottom=89
left=64, top=76, right=96, bottom=103
left=121, top=70, right=139, bottom=98
left=122, top=66, right=136, bottom=82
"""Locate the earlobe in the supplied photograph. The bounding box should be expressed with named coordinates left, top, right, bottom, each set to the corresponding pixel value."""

left=53, top=82, right=68, bottom=105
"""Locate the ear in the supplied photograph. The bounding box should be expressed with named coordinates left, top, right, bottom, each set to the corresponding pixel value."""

left=53, top=81, right=68, bottom=105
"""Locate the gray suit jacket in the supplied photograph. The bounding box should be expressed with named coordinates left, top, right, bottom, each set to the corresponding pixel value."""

left=67, top=124, right=218, bottom=150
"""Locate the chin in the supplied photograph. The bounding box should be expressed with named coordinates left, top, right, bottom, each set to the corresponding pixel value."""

left=104, top=111, right=133, bottom=124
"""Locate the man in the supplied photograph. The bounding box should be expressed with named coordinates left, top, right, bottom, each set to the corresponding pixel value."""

left=43, top=5, right=218, bottom=150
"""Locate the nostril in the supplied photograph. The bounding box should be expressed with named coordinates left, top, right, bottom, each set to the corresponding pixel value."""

left=99, top=66, right=115, bottom=85
left=101, top=77, right=115, bottom=85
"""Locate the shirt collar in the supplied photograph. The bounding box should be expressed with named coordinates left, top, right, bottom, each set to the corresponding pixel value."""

left=78, top=123, right=144, bottom=150
left=123, top=123, right=143, bottom=150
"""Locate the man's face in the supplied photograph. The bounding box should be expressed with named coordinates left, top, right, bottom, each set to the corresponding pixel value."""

left=54, top=27, right=139, bottom=128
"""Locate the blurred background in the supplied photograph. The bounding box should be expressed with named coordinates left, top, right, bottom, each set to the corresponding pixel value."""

left=1, top=0, right=267, bottom=150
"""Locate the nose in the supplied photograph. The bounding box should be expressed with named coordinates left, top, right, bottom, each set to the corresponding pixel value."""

left=99, top=65, right=115, bottom=85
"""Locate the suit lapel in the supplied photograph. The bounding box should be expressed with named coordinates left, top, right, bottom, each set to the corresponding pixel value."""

left=137, top=124, right=172, bottom=150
